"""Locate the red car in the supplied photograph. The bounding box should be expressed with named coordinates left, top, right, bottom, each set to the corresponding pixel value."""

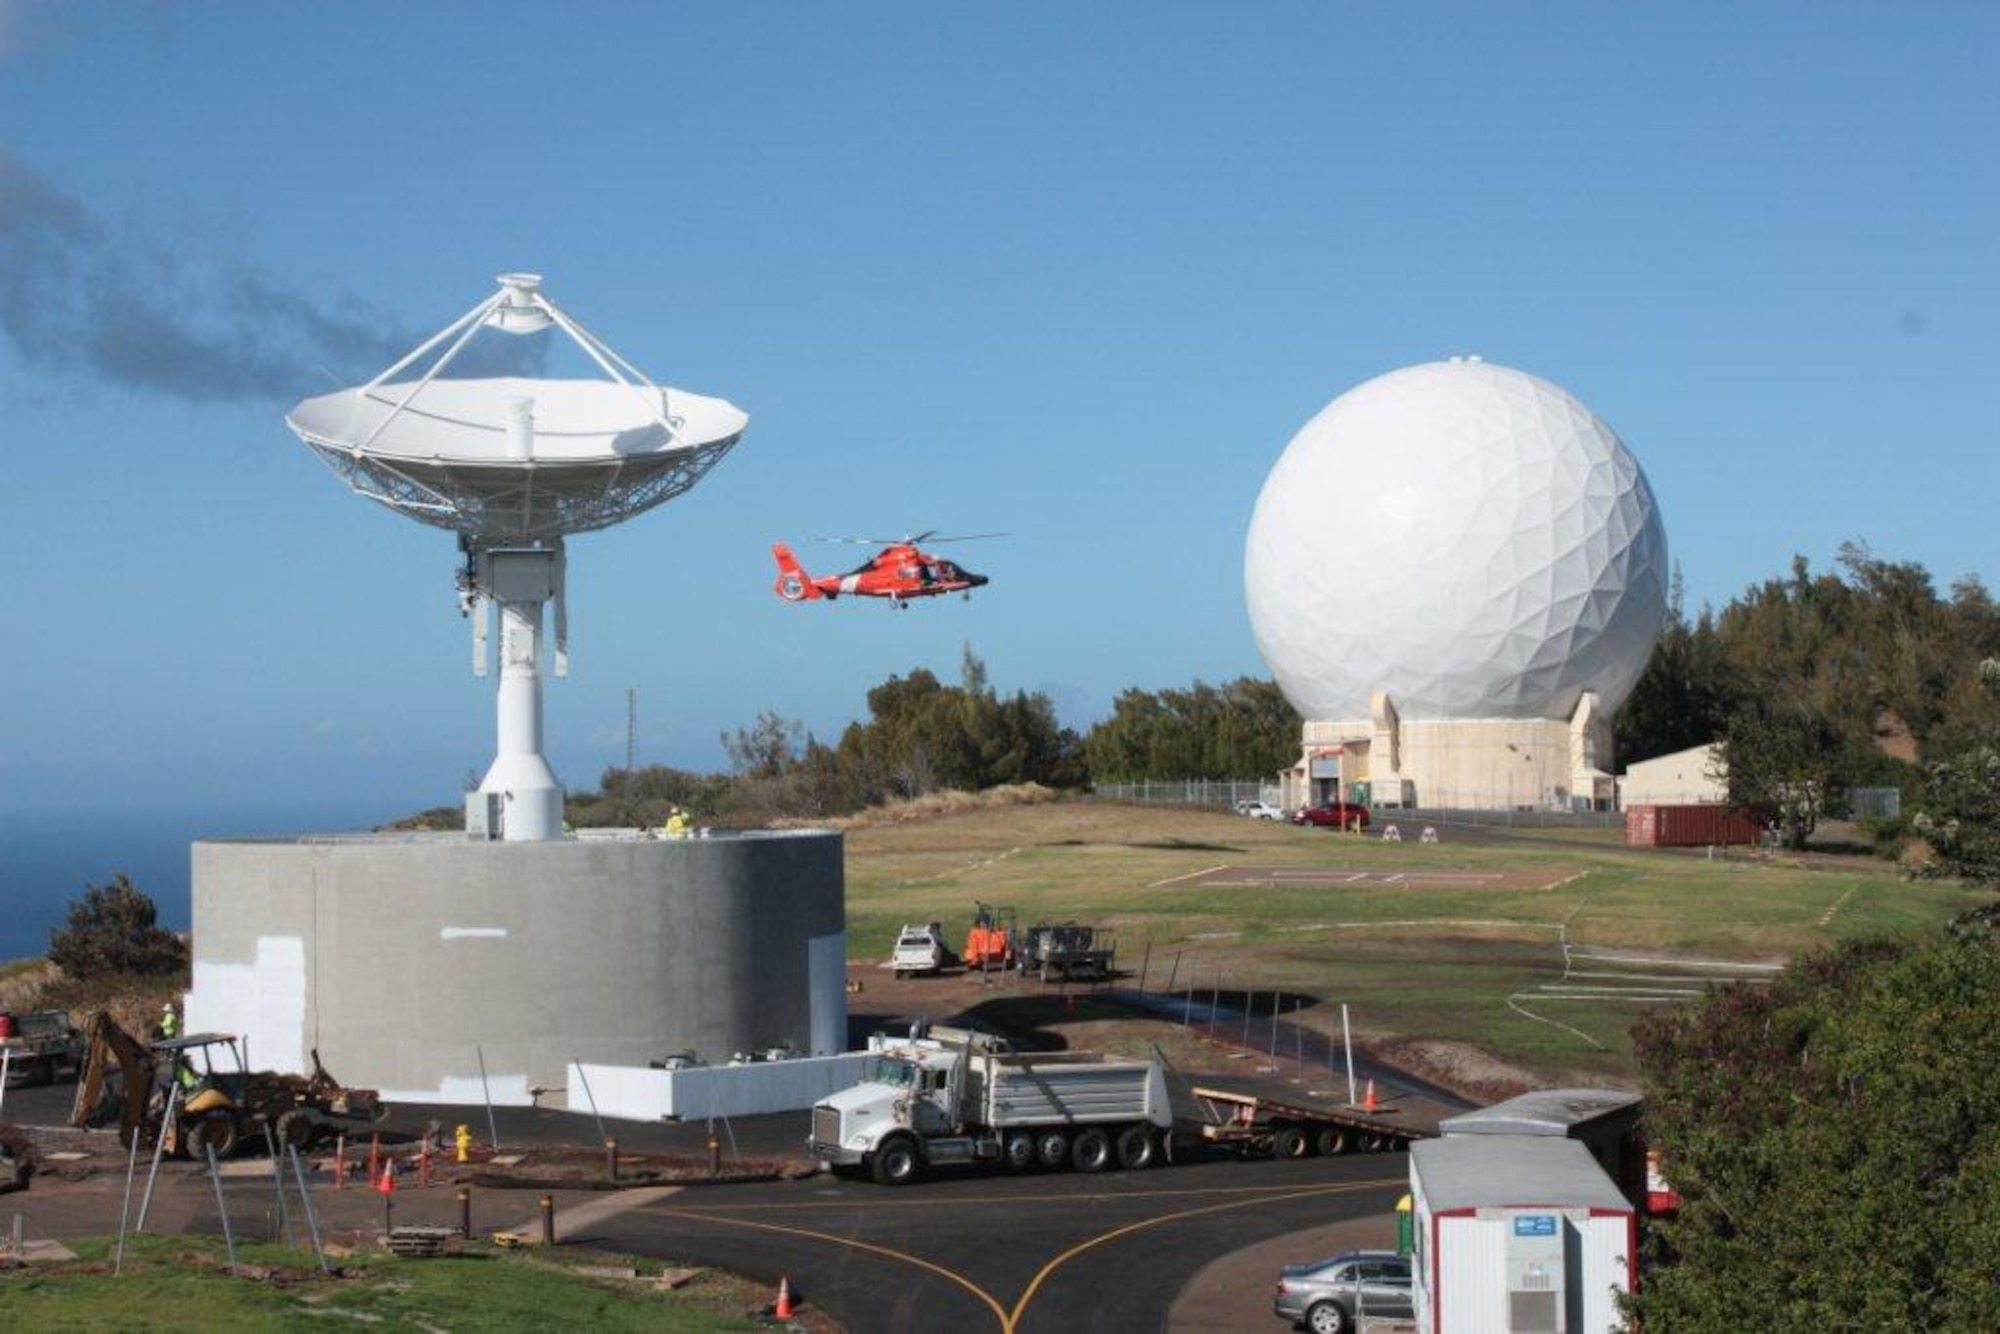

left=1292, top=802, right=1371, bottom=830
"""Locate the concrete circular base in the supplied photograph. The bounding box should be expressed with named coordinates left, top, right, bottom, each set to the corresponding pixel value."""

left=183, top=830, right=846, bottom=1104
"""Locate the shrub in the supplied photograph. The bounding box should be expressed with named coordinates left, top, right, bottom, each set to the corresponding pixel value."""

left=47, top=875, right=188, bottom=980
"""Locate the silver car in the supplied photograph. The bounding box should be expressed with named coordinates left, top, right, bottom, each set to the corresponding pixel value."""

left=1273, top=1250, right=1414, bottom=1334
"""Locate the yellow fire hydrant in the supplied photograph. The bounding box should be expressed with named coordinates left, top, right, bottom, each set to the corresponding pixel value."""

left=456, top=1124, right=473, bottom=1164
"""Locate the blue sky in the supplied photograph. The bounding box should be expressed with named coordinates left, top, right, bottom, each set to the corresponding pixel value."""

left=2, top=4, right=1994, bottom=821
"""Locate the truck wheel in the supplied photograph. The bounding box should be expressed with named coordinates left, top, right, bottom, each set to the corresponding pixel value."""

left=870, top=1136, right=922, bottom=1186
left=1272, top=1126, right=1307, bottom=1160
left=1305, top=1299, right=1349, bottom=1334
left=1034, top=1129, right=1069, bottom=1169
left=1003, top=1133, right=1035, bottom=1171
left=1359, top=1132, right=1388, bottom=1153
left=1071, top=1129, right=1111, bottom=1173
left=1115, top=1126, right=1157, bottom=1170
left=1314, top=1127, right=1349, bottom=1156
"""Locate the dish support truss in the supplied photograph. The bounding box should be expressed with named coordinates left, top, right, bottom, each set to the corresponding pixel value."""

left=296, top=430, right=739, bottom=543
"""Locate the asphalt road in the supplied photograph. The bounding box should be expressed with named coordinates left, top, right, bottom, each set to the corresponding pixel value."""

left=7, top=1079, right=1411, bottom=1332
left=583, top=1148, right=1408, bottom=1334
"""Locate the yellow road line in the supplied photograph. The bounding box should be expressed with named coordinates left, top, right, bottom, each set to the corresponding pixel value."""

left=647, top=1205, right=1011, bottom=1330
left=1008, top=1177, right=1402, bottom=1331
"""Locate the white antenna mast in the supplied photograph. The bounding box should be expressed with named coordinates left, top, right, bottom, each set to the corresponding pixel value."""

left=287, top=273, right=748, bottom=841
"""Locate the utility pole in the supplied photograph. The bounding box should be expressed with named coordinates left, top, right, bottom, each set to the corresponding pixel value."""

left=625, top=688, right=639, bottom=787
left=626, top=688, right=638, bottom=774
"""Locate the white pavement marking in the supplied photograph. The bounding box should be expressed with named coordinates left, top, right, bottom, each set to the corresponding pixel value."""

left=1568, top=951, right=1783, bottom=970
left=1150, top=864, right=1230, bottom=888
left=501, top=1184, right=683, bottom=1242
left=897, top=846, right=1022, bottom=887
left=1818, top=884, right=1859, bottom=927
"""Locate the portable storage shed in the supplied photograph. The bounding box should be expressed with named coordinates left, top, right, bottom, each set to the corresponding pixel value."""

left=1411, top=1137, right=1636, bottom=1334
left=1438, top=1088, right=1647, bottom=1212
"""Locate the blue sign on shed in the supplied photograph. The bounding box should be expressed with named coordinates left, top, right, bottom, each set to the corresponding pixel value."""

left=1513, top=1215, right=1557, bottom=1237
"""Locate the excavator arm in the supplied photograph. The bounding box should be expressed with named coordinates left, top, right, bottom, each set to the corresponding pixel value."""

left=69, top=1012, right=156, bottom=1140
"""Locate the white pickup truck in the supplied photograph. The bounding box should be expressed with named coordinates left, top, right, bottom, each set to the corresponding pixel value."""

left=890, top=923, right=947, bottom=978
left=809, top=1024, right=1174, bottom=1185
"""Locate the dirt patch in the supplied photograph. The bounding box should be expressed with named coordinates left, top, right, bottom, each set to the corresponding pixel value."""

left=1370, top=1038, right=1639, bottom=1106
left=779, top=783, right=1062, bottom=832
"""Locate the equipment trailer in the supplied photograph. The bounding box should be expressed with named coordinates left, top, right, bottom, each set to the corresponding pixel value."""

left=1190, top=1085, right=1429, bottom=1158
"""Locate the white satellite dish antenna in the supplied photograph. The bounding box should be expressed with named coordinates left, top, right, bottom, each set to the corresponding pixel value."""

left=288, top=273, right=748, bottom=841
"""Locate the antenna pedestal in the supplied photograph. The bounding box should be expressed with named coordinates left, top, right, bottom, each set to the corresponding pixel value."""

left=474, top=549, right=564, bottom=841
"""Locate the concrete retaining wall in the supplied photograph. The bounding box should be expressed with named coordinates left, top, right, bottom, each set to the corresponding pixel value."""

left=184, top=830, right=845, bottom=1104
left=569, top=1054, right=869, bottom=1121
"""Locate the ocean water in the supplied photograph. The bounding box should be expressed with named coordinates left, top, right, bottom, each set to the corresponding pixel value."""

left=0, top=801, right=396, bottom=965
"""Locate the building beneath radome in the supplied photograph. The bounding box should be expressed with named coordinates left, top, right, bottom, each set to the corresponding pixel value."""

left=1245, top=358, right=1668, bottom=812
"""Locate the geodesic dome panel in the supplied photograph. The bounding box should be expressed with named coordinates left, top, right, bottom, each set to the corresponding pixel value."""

left=1244, top=359, right=1668, bottom=722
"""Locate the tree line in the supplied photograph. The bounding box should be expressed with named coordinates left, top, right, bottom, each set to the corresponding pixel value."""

left=567, top=545, right=1997, bottom=880
left=1618, top=543, right=1998, bottom=861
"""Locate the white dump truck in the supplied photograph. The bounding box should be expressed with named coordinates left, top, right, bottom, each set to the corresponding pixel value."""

left=810, top=1024, right=1174, bottom=1184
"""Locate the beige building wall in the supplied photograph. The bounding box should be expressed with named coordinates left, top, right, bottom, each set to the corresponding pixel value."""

left=1621, top=743, right=1726, bottom=805
left=1283, top=691, right=1618, bottom=811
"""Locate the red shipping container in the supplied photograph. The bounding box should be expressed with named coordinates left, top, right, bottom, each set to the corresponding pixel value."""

left=1625, top=803, right=1764, bottom=847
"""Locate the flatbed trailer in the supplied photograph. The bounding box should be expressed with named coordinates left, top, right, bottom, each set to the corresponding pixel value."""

left=1189, top=1085, right=1432, bottom=1158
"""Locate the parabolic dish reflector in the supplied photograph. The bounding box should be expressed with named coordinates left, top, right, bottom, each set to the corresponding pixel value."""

left=288, top=377, right=747, bottom=542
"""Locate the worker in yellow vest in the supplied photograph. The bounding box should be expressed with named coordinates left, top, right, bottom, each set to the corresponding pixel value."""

left=664, top=806, right=691, bottom=840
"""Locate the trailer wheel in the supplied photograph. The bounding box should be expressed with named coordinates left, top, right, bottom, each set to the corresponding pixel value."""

left=1071, top=1128, right=1111, bottom=1173
left=1115, top=1126, right=1157, bottom=1170
left=1034, top=1129, right=1069, bottom=1169
left=1314, top=1126, right=1349, bottom=1156
left=870, top=1135, right=922, bottom=1186
left=1002, top=1133, right=1035, bottom=1171
left=1359, top=1132, right=1388, bottom=1153
left=1272, top=1126, right=1308, bottom=1160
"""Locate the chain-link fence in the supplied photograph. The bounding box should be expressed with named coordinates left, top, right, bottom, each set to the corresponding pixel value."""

left=1090, top=780, right=1277, bottom=810
left=1091, top=780, right=1625, bottom=828
left=1846, top=787, right=1902, bottom=820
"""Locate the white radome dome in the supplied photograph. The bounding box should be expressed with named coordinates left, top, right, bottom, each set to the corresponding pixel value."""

left=1245, top=359, right=1668, bottom=722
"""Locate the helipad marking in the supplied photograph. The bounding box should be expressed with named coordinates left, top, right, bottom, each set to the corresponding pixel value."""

left=1149, top=864, right=1229, bottom=888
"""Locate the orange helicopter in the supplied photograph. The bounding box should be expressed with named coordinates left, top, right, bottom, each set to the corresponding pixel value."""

left=772, top=533, right=999, bottom=608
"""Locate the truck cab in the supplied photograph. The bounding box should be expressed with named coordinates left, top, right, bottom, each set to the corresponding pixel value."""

left=811, top=1033, right=978, bottom=1176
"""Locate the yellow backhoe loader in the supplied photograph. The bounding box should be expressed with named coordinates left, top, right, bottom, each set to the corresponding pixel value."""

left=70, top=1012, right=383, bottom=1158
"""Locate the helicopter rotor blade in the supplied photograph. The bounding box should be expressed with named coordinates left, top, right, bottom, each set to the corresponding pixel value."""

left=808, top=531, right=1010, bottom=546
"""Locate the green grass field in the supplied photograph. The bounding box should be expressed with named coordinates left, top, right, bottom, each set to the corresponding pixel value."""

left=0, top=1235, right=760, bottom=1332
left=844, top=800, right=1992, bottom=1086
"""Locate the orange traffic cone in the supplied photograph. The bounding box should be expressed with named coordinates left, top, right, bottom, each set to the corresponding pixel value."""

left=1363, top=1079, right=1379, bottom=1114
left=773, top=1274, right=795, bottom=1320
